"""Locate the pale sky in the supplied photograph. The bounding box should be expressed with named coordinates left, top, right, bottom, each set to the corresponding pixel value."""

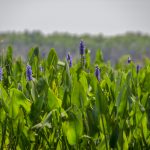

left=0, top=0, right=150, bottom=36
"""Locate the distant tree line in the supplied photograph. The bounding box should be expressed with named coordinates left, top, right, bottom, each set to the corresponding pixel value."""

left=0, top=31, right=150, bottom=65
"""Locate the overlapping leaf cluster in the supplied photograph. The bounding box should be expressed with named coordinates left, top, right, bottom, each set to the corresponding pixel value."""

left=0, top=45, right=150, bottom=149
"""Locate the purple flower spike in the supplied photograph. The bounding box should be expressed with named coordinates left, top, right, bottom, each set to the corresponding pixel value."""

left=69, top=56, right=72, bottom=67
left=128, top=56, right=131, bottom=63
left=66, top=53, right=72, bottom=67
left=0, top=67, right=2, bottom=81
left=136, top=64, right=140, bottom=74
left=26, top=65, right=32, bottom=81
left=42, top=51, right=46, bottom=58
left=95, top=66, right=100, bottom=81
left=79, top=40, right=85, bottom=55
left=66, top=53, right=71, bottom=61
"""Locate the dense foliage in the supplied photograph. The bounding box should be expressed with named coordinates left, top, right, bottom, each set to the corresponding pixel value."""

left=0, top=43, right=150, bottom=149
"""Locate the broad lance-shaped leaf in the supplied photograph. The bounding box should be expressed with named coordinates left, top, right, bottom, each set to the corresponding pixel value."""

left=63, top=111, right=83, bottom=145
left=63, top=61, right=72, bottom=92
left=116, top=72, right=131, bottom=118
left=85, top=48, right=91, bottom=69
left=47, top=48, right=58, bottom=84
left=141, top=113, right=148, bottom=142
left=140, top=92, right=148, bottom=108
left=95, top=49, right=103, bottom=64
left=79, top=70, right=88, bottom=94
left=123, top=131, right=128, bottom=149
left=95, top=84, right=108, bottom=114
left=109, top=124, right=119, bottom=148
left=5, top=46, right=13, bottom=76
left=66, top=121, right=77, bottom=145
left=47, top=88, right=62, bottom=110
left=62, top=62, right=72, bottom=108
left=6, top=46, right=13, bottom=61
left=71, top=81, right=87, bottom=108
left=142, top=71, right=150, bottom=92
left=28, top=47, right=39, bottom=65
left=30, top=95, right=45, bottom=122
left=8, top=88, right=31, bottom=119
left=116, top=84, right=127, bottom=118
left=0, top=84, right=9, bottom=122
left=47, top=48, right=58, bottom=68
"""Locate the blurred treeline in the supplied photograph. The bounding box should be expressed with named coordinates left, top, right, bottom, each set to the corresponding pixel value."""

left=0, top=31, right=150, bottom=65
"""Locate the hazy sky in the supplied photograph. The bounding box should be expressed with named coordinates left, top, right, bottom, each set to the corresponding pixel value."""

left=0, top=0, right=150, bottom=36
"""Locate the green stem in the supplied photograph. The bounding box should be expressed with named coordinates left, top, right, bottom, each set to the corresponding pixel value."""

left=81, top=55, right=84, bottom=69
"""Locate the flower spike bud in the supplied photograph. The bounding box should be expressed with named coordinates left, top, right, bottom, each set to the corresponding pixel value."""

left=69, top=56, right=72, bottom=67
left=95, top=66, right=100, bottom=81
left=128, top=56, right=131, bottom=63
left=136, top=64, right=140, bottom=74
left=66, top=52, right=72, bottom=67
left=26, top=65, right=32, bottom=81
left=66, top=53, right=71, bottom=61
left=79, top=40, right=85, bottom=55
left=0, top=67, right=2, bottom=81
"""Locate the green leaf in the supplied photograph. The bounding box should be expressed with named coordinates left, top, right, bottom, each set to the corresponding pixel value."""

left=116, top=72, right=131, bottom=118
left=141, top=113, right=148, bottom=140
left=95, top=84, right=108, bottom=114
left=85, top=48, right=91, bottom=69
left=37, top=77, right=49, bottom=95
left=95, top=49, right=103, bottom=64
left=56, top=140, right=62, bottom=150
left=5, top=46, right=13, bottom=76
left=47, top=88, right=61, bottom=110
left=28, top=47, right=39, bottom=65
left=9, top=88, right=31, bottom=119
left=142, top=71, right=150, bottom=92
left=123, top=131, right=128, bottom=149
left=97, top=134, right=106, bottom=150
left=63, top=110, right=83, bottom=145
left=6, top=46, right=13, bottom=61
left=47, top=48, right=58, bottom=68
left=141, top=92, right=148, bottom=108
left=109, top=124, right=119, bottom=148
left=116, top=85, right=127, bottom=118
left=63, top=62, right=72, bottom=92
left=79, top=71, right=88, bottom=94
left=66, top=121, right=77, bottom=145
left=71, top=81, right=87, bottom=108
left=30, top=95, right=44, bottom=122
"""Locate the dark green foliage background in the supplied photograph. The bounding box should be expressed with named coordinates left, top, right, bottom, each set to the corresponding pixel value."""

left=0, top=31, right=150, bottom=65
